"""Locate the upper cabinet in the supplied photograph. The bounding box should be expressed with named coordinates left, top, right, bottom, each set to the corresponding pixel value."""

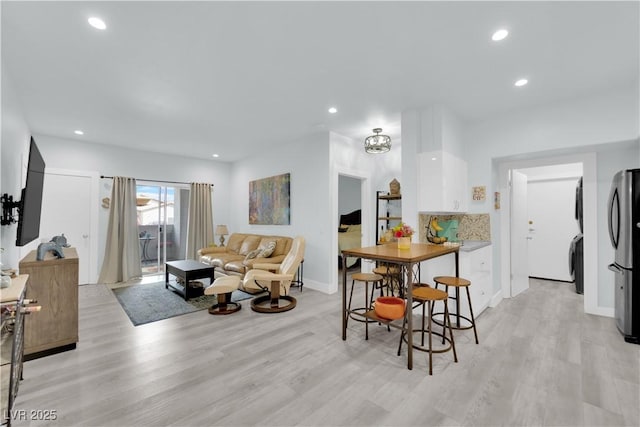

left=417, top=150, right=468, bottom=212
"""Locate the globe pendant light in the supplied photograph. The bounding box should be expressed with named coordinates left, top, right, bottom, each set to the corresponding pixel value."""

left=364, top=128, right=391, bottom=153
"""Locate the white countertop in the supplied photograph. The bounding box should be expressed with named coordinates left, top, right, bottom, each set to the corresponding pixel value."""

left=459, top=240, right=491, bottom=252
left=422, top=240, right=491, bottom=251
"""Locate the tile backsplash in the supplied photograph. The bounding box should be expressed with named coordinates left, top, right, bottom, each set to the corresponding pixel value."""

left=418, top=213, right=491, bottom=243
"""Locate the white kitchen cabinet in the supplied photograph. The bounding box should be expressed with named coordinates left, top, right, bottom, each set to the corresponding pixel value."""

left=417, top=151, right=468, bottom=212
left=460, top=245, right=492, bottom=318
left=417, top=244, right=492, bottom=319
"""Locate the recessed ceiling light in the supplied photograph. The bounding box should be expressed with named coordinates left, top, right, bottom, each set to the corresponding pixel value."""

left=88, top=17, right=106, bottom=30
left=212, top=154, right=219, bottom=158
left=514, top=78, right=528, bottom=87
left=74, top=130, right=84, bottom=135
left=328, top=107, right=337, bottom=114
left=492, top=29, right=509, bottom=41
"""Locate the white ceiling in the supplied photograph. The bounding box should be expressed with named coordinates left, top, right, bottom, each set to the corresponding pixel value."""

left=2, top=1, right=638, bottom=162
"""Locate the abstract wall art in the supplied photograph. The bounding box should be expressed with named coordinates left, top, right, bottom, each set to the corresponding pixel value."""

left=249, top=173, right=291, bottom=225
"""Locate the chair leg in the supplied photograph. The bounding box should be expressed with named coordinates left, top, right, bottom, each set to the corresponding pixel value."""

left=441, top=285, right=448, bottom=345
left=347, top=278, right=356, bottom=327
left=270, top=281, right=281, bottom=308
left=421, top=300, right=426, bottom=347
left=444, top=300, right=458, bottom=363
left=466, top=287, right=479, bottom=344
left=218, top=293, right=227, bottom=312
left=208, top=292, right=241, bottom=315
left=428, top=300, right=433, bottom=375
left=250, top=281, right=296, bottom=313
left=365, top=281, right=369, bottom=340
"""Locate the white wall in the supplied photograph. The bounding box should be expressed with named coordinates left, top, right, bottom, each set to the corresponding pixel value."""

left=0, top=66, right=33, bottom=269
left=330, top=131, right=379, bottom=290
left=30, top=134, right=232, bottom=281
left=371, top=146, right=402, bottom=198
left=232, top=132, right=331, bottom=293
left=465, top=85, right=640, bottom=314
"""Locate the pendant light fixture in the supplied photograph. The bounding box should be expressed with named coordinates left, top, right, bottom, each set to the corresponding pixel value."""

left=364, top=128, right=391, bottom=153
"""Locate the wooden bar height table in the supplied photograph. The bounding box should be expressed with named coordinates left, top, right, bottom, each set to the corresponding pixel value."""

left=341, top=242, right=459, bottom=370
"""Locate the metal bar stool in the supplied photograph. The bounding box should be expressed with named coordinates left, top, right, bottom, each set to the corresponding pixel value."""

left=347, top=272, right=384, bottom=340
left=397, top=284, right=457, bottom=375
left=431, top=276, right=479, bottom=344
left=373, top=263, right=403, bottom=298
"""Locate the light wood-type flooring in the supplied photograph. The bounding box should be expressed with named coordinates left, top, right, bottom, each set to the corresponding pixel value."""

left=11, top=277, right=640, bottom=426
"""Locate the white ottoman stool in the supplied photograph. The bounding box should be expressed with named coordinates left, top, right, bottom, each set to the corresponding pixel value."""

left=204, top=276, right=241, bottom=315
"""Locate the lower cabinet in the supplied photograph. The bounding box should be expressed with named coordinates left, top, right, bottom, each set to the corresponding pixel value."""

left=417, top=245, right=492, bottom=319
left=19, top=248, right=79, bottom=359
left=460, top=245, right=492, bottom=318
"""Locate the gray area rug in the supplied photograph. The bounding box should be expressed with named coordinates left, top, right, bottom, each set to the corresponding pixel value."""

left=112, top=281, right=257, bottom=326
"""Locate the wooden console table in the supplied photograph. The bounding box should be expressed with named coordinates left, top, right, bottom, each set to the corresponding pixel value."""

left=19, top=248, right=78, bottom=360
left=341, top=242, right=459, bottom=370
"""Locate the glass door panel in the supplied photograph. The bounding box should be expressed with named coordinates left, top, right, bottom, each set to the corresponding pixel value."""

left=137, top=184, right=186, bottom=276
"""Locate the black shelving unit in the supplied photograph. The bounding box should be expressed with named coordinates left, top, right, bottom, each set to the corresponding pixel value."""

left=376, top=191, right=402, bottom=244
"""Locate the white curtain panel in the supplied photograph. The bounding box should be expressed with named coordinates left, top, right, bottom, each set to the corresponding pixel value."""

left=98, top=176, right=142, bottom=283
left=186, top=182, right=214, bottom=260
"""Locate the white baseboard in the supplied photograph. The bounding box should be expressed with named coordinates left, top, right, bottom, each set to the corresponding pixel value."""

left=489, top=289, right=503, bottom=308
left=587, top=306, right=614, bottom=318
left=301, top=279, right=334, bottom=294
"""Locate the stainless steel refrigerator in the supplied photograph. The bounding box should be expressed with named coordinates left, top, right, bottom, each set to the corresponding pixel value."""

left=608, top=168, right=640, bottom=344
left=570, top=177, right=584, bottom=294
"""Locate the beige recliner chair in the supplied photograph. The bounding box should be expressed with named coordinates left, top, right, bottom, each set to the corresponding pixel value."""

left=243, top=236, right=305, bottom=313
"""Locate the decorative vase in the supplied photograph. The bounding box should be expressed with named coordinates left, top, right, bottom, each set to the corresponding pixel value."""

left=397, top=236, right=411, bottom=250
left=389, top=178, right=401, bottom=196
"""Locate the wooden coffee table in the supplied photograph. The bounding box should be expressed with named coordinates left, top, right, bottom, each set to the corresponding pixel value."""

left=165, top=260, right=215, bottom=301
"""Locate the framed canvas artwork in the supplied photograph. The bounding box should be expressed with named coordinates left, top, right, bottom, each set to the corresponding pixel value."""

left=249, top=173, right=291, bottom=225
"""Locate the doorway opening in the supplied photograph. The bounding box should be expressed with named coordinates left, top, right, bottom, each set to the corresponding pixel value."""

left=499, top=152, right=597, bottom=315
left=338, top=175, right=363, bottom=271
left=508, top=164, right=584, bottom=297
left=136, top=184, right=188, bottom=275
left=331, top=168, right=372, bottom=294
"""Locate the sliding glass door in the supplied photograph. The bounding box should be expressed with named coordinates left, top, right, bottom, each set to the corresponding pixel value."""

left=136, top=184, right=188, bottom=275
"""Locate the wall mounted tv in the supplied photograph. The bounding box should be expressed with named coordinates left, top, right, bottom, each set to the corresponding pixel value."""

left=16, top=137, right=46, bottom=246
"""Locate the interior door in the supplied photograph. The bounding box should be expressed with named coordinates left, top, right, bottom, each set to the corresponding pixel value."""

left=527, top=178, right=579, bottom=281
left=40, top=170, right=95, bottom=284
left=510, top=170, right=529, bottom=297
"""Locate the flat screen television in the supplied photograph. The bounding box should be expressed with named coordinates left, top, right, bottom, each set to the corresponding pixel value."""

left=16, top=137, right=46, bottom=246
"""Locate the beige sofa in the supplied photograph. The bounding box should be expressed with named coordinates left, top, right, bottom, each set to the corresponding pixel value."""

left=197, top=233, right=293, bottom=291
